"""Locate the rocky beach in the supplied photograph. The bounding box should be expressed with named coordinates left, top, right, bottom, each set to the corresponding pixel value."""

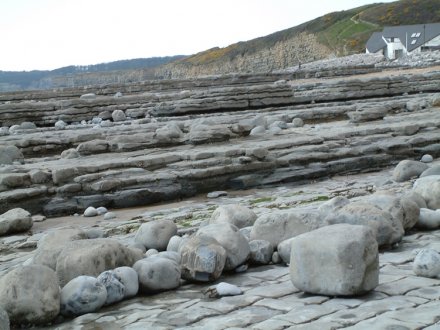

left=1, top=52, right=440, bottom=329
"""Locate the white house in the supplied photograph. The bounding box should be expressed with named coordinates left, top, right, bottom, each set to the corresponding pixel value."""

left=366, top=23, right=440, bottom=60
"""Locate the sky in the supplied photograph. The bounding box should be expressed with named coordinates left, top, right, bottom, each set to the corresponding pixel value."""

left=0, top=0, right=396, bottom=71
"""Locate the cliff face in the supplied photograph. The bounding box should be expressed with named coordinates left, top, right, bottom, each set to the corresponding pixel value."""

left=156, top=33, right=333, bottom=79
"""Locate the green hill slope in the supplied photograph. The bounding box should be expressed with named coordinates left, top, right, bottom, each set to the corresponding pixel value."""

left=167, top=0, right=440, bottom=70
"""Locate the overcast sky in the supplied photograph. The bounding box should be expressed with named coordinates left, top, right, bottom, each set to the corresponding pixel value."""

left=0, top=0, right=395, bottom=71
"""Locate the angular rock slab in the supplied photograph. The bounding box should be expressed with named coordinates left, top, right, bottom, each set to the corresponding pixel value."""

left=0, top=265, right=60, bottom=326
left=180, top=235, right=227, bottom=282
left=290, top=224, right=379, bottom=296
left=251, top=210, right=326, bottom=247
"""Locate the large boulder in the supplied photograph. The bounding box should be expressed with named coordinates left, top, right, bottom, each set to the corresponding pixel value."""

left=249, top=240, right=273, bottom=265
left=399, top=192, right=422, bottom=230
left=392, top=160, right=428, bottom=182
left=113, top=266, right=139, bottom=298
left=416, top=208, right=440, bottom=229
left=60, top=276, right=107, bottom=316
left=180, top=235, right=227, bottom=282
left=277, top=237, right=296, bottom=264
left=362, top=193, right=406, bottom=236
left=420, top=165, right=440, bottom=178
left=133, top=257, right=181, bottom=293
left=250, top=210, right=326, bottom=247
left=134, top=220, right=177, bottom=251
left=55, top=239, right=143, bottom=286
left=324, top=202, right=402, bottom=247
left=413, top=175, right=440, bottom=209
left=290, top=224, right=379, bottom=296
left=196, top=223, right=250, bottom=271
left=0, top=208, right=32, bottom=236
left=97, top=271, right=125, bottom=305
left=209, top=204, right=257, bottom=229
left=0, top=265, right=60, bottom=326
left=32, top=227, right=88, bottom=270
left=0, top=145, right=24, bottom=165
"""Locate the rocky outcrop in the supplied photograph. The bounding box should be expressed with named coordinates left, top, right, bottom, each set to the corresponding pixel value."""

left=0, top=60, right=439, bottom=217
left=156, top=32, right=332, bottom=79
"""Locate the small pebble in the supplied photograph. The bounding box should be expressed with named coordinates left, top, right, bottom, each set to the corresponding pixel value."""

left=421, top=154, right=434, bottom=163
left=104, top=212, right=116, bottom=220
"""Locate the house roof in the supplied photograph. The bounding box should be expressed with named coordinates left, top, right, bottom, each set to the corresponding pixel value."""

left=366, top=31, right=386, bottom=53
left=382, top=23, right=440, bottom=52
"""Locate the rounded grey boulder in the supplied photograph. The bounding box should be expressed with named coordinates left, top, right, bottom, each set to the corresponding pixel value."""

left=421, top=154, right=434, bottom=163
left=413, top=175, right=440, bottom=209
left=420, top=165, right=440, bottom=178
left=0, top=145, right=24, bottom=165
left=83, top=206, right=98, bottom=217
left=292, top=117, right=304, bottom=127
left=417, top=208, right=440, bottom=229
left=196, top=223, right=250, bottom=271
left=325, top=202, right=402, bottom=247
left=97, top=271, right=125, bottom=305
left=277, top=237, right=296, bottom=264
left=413, top=249, right=440, bottom=278
left=112, top=109, right=126, bottom=122
left=0, top=265, right=60, bottom=326
left=60, top=276, right=107, bottom=316
left=0, top=208, right=32, bottom=236
left=249, top=240, right=273, bottom=265
left=113, top=266, right=139, bottom=298
left=209, top=204, right=257, bottom=229
left=133, top=257, right=181, bottom=293
left=392, top=159, right=428, bottom=182
left=134, top=219, right=177, bottom=251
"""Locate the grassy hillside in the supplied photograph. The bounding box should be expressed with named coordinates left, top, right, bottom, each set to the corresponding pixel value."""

left=174, top=0, right=440, bottom=66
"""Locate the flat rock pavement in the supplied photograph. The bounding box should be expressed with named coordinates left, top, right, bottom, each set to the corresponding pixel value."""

left=35, top=229, right=440, bottom=330
left=16, top=167, right=437, bottom=330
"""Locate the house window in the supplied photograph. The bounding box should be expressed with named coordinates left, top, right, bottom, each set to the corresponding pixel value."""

left=411, top=39, right=417, bottom=45
left=390, top=37, right=394, bottom=42
left=416, top=32, right=421, bottom=37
